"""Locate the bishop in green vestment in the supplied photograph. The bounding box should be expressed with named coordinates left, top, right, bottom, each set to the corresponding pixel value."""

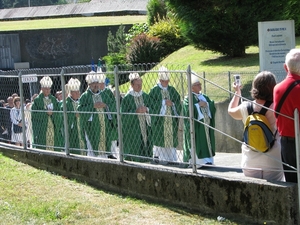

left=63, top=78, right=85, bottom=155
left=148, top=66, right=182, bottom=163
left=31, top=76, right=63, bottom=151
left=183, top=74, right=216, bottom=168
left=78, top=71, right=117, bottom=158
left=121, top=73, right=152, bottom=162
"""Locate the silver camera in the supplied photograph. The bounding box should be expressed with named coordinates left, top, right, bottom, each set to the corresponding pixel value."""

left=234, top=74, right=241, bottom=86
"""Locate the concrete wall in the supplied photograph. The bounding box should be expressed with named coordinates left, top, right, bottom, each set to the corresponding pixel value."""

left=215, top=100, right=244, bottom=152
left=0, top=146, right=298, bottom=224
left=1, top=25, right=130, bottom=69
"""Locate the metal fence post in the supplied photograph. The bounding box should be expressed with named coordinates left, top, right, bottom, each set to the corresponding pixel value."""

left=187, top=65, right=197, bottom=173
left=294, top=109, right=300, bottom=217
left=228, top=71, right=232, bottom=99
left=114, top=66, right=123, bottom=162
left=18, top=71, right=27, bottom=149
left=203, top=71, right=206, bottom=95
left=180, top=71, right=185, bottom=100
left=60, top=69, right=70, bottom=155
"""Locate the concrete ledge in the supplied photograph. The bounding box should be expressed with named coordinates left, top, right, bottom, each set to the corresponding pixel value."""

left=0, top=146, right=298, bottom=224
left=14, top=62, right=30, bottom=69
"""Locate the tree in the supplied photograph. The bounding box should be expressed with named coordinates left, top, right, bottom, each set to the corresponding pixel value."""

left=166, top=0, right=300, bottom=57
left=103, top=25, right=128, bottom=85
left=285, top=1, right=300, bottom=35
left=147, top=0, right=168, bottom=26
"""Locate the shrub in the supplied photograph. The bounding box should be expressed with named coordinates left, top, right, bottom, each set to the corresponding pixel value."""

left=149, top=18, right=187, bottom=58
left=125, top=23, right=149, bottom=44
left=126, top=34, right=162, bottom=64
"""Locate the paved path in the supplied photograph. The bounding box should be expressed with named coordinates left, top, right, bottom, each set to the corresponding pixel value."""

left=143, top=152, right=247, bottom=181
left=214, top=152, right=242, bottom=168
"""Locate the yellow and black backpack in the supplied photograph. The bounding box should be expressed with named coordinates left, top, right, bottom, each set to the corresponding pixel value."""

left=243, top=101, right=276, bottom=152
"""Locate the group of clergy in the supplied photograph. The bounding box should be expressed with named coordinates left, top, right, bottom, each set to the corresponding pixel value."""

left=30, top=66, right=216, bottom=168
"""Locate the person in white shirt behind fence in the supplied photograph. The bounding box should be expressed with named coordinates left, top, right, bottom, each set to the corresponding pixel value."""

left=10, top=97, right=25, bottom=146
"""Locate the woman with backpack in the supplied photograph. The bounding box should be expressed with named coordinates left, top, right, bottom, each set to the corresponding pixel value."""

left=228, top=71, right=285, bottom=181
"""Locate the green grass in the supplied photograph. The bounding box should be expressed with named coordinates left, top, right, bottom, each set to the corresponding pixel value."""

left=0, top=154, right=244, bottom=224
left=0, top=15, right=147, bottom=31
left=119, top=45, right=261, bottom=102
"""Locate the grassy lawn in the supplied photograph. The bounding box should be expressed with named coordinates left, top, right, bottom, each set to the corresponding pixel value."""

left=0, top=15, right=147, bottom=31
left=0, top=154, right=246, bottom=225
left=133, top=37, right=300, bottom=102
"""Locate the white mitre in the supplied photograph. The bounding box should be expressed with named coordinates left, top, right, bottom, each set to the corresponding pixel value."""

left=98, top=68, right=106, bottom=83
left=129, top=72, right=140, bottom=81
left=67, top=78, right=81, bottom=91
left=158, top=66, right=170, bottom=80
left=86, top=71, right=98, bottom=84
left=191, top=72, right=200, bottom=85
left=40, top=76, right=53, bottom=88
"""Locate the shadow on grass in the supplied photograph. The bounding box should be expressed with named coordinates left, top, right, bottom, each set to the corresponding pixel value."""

left=113, top=191, right=261, bottom=225
left=200, top=53, right=259, bottom=68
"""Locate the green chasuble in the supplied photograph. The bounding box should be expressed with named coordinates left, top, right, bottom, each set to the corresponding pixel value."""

left=121, top=91, right=152, bottom=161
left=182, top=93, right=216, bottom=162
left=31, top=93, right=63, bottom=151
left=148, top=84, right=182, bottom=148
left=63, top=96, right=85, bottom=155
left=78, top=88, right=117, bottom=156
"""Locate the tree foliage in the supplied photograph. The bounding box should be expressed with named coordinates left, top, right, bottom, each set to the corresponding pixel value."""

left=107, top=25, right=127, bottom=56
left=147, top=0, right=168, bottom=26
left=166, top=0, right=300, bottom=57
left=284, top=0, right=300, bottom=35
left=104, top=25, right=128, bottom=84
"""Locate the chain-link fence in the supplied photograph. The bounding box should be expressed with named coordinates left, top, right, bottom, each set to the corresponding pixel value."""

left=0, top=65, right=292, bottom=172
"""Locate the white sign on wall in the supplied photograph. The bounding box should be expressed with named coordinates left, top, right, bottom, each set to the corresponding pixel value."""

left=258, top=20, right=295, bottom=81
left=21, top=74, right=38, bottom=83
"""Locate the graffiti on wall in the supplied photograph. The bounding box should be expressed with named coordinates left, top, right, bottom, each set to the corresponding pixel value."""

left=26, top=32, right=79, bottom=61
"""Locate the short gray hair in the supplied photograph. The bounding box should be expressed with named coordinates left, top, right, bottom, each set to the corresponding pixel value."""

left=285, top=48, right=300, bottom=75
